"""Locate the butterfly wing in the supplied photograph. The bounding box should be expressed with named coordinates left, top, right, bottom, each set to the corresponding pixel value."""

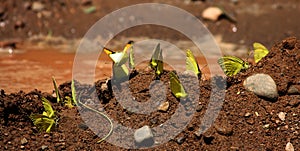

left=253, top=42, right=269, bottom=63
left=155, top=47, right=163, bottom=76
left=150, top=43, right=161, bottom=69
left=112, top=64, right=129, bottom=82
left=128, top=44, right=135, bottom=69
left=186, top=49, right=201, bottom=77
left=218, top=56, right=246, bottom=76
left=169, top=72, right=187, bottom=98
left=42, top=97, right=54, bottom=118
left=150, top=43, right=164, bottom=76
left=30, top=114, right=55, bottom=132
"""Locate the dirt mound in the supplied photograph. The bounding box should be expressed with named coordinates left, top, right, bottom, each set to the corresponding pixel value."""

left=1, top=37, right=299, bottom=150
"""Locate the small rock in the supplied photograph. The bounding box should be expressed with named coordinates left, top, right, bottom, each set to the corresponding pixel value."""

left=214, top=123, right=233, bottom=136
left=158, top=101, right=169, bottom=112
left=23, top=2, right=31, bottom=10
left=244, top=112, right=252, bottom=117
left=43, top=134, right=49, bottom=138
left=20, top=138, right=28, bottom=145
left=263, top=124, right=270, bottom=129
left=287, top=85, right=300, bottom=95
left=202, top=7, right=223, bottom=21
left=285, top=142, right=294, bottom=151
left=41, top=145, right=48, bottom=150
left=278, top=112, right=286, bottom=121
left=41, top=11, right=52, bottom=18
left=14, top=20, right=25, bottom=29
left=32, top=2, right=45, bottom=12
left=78, top=123, right=89, bottom=130
left=230, top=146, right=239, bottom=151
left=176, top=136, right=186, bottom=144
left=289, top=99, right=300, bottom=107
left=134, top=125, right=154, bottom=146
left=196, top=104, right=203, bottom=112
left=246, top=118, right=255, bottom=125
left=20, top=145, right=25, bottom=150
left=243, top=74, right=278, bottom=100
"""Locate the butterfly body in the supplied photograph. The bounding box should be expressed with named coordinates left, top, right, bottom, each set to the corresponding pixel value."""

left=218, top=56, right=249, bottom=76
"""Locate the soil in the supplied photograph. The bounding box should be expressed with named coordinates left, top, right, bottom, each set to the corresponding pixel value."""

left=1, top=37, right=299, bottom=150
left=1, top=0, right=300, bottom=150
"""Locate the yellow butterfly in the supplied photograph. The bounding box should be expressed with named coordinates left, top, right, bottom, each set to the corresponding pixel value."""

left=103, top=41, right=134, bottom=66
left=103, top=41, right=134, bottom=82
left=218, top=56, right=249, bottom=76
left=253, top=42, right=269, bottom=63
left=150, top=43, right=163, bottom=76
left=169, top=71, right=188, bottom=99
left=30, top=97, right=56, bottom=132
left=186, top=49, right=201, bottom=78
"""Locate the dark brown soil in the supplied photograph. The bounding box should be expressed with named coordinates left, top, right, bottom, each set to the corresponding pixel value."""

left=1, top=37, right=299, bottom=150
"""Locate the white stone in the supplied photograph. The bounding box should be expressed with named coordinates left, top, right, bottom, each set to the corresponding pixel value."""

left=134, top=125, right=154, bottom=144
left=202, top=7, right=223, bottom=21
left=278, top=112, right=286, bottom=121
left=285, top=142, right=294, bottom=151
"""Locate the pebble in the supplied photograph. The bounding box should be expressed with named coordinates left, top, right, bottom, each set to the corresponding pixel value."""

left=243, top=74, right=278, bottom=100
left=230, top=146, right=239, bottom=151
left=246, top=118, right=255, bottom=125
left=32, top=2, right=45, bottom=12
left=214, top=123, right=233, bottom=136
left=134, top=125, right=154, bottom=146
left=196, top=104, right=203, bottom=112
left=285, top=142, right=294, bottom=151
left=202, top=7, right=223, bottom=21
left=14, top=20, right=25, bottom=29
left=78, top=123, right=89, bottom=130
left=158, top=101, right=169, bottom=112
left=278, top=112, right=286, bottom=121
left=20, top=145, right=25, bottom=150
left=20, top=138, right=28, bottom=145
left=41, top=145, right=48, bottom=150
left=176, top=136, right=186, bottom=144
left=287, top=85, right=300, bottom=94
left=244, top=112, right=252, bottom=117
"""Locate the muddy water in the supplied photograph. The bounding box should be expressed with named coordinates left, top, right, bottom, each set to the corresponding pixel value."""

left=0, top=45, right=221, bottom=93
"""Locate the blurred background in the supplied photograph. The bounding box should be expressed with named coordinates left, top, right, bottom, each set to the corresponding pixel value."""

left=0, top=0, right=299, bottom=93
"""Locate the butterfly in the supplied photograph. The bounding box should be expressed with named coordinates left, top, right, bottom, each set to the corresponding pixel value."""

left=218, top=56, right=249, bottom=76
left=103, top=41, right=134, bottom=81
left=169, top=71, right=188, bottom=99
left=30, top=97, right=56, bottom=132
left=150, top=43, right=163, bottom=76
left=253, top=42, right=269, bottom=63
left=186, top=49, right=201, bottom=78
left=103, top=41, right=134, bottom=67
